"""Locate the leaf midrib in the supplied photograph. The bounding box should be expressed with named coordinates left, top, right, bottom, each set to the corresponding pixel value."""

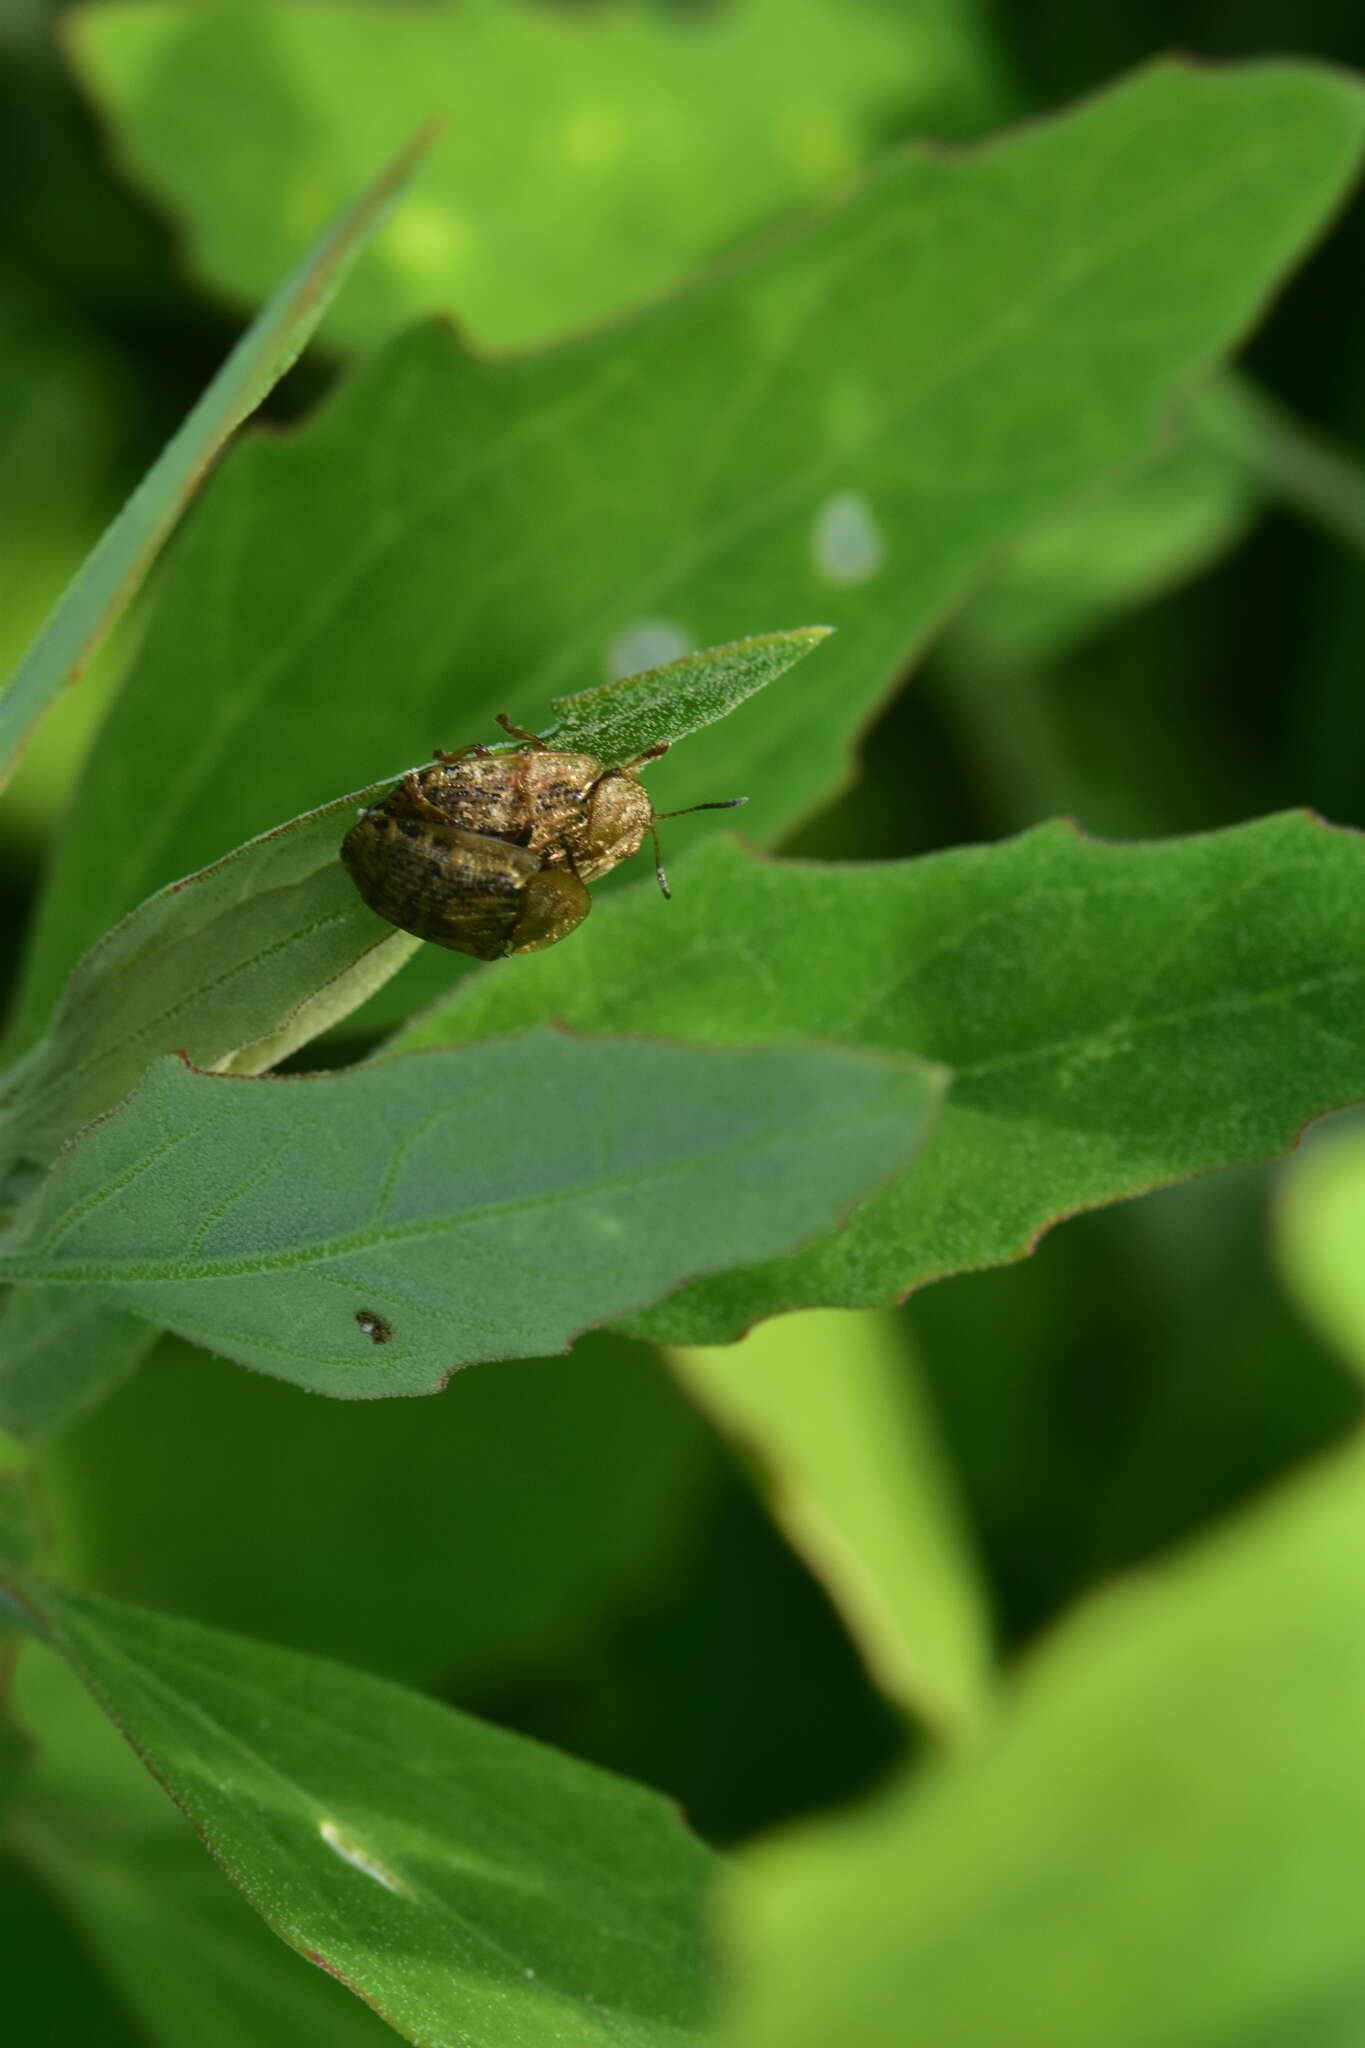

left=3, top=1094, right=915, bottom=1285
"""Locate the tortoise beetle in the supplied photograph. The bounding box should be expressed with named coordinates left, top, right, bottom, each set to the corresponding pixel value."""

left=341, top=715, right=745, bottom=960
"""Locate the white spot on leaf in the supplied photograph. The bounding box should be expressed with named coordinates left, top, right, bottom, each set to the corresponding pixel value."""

left=812, top=491, right=885, bottom=587
left=319, top=1819, right=410, bottom=1896
left=604, top=617, right=693, bottom=682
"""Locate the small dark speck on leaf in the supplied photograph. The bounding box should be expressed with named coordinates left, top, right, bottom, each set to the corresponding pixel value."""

left=356, top=1310, right=392, bottom=1345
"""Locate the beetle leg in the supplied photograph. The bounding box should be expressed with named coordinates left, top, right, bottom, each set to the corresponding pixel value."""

left=432, top=743, right=490, bottom=766
left=495, top=713, right=548, bottom=749
left=402, top=769, right=459, bottom=822
left=648, top=817, right=671, bottom=900
left=616, top=741, right=669, bottom=776
left=547, top=834, right=585, bottom=878
left=584, top=745, right=667, bottom=805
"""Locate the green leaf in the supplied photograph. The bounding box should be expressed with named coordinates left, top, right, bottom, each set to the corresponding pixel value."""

left=541, top=627, right=833, bottom=767
left=669, top=1309, right=991, bottom=1739
left=1277, top=1120, right=1365, bottom=1384
left=0, top=124, right=434, bottom=792
left=0, top=782, right=414, bottom=1170
left=0, top=1033, right=943, bottom=1396
left=0, top=289, right=139, bottom=850
left=67, top=0, right=1000, bottom=353
left=14, top=61, right=1363, bottom=1050
left=12, top=1646, right=384, bottom=2048
left=0, top=1851, right=155, bottom=2048
left=1191, top=367, right=1365, bottom=567
left=949, top=378, right=1263, bottom=671
left=0, top=1462, right=43, bottom=1573
left=0, top=1289, right=154, bottom=1443
left=392, top=814, right=1365, bottom=1342
left=711, top=1431, right=1365, bottom=2048
left=2, top=1574, right=720, bottom=2047
left=7, top=1641, right=484, bottom=2048
left=0, top=626, right=825, bottom=1170
left=41, top=1329, right=722, bottom=1697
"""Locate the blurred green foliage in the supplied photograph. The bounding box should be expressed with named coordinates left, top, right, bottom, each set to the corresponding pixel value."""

left=5, top=2, right=1365, bottom=2042
left=65, top=0, right=1005, bottom=352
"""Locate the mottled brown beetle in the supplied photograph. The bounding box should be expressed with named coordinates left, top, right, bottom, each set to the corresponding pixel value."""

left=341, top=715, right=745, bottom=960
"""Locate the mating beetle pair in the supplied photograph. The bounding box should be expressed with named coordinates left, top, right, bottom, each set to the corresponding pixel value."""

left=341, top=716, right=744, bottom=959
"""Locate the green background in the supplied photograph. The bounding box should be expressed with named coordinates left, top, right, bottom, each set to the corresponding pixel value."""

left=6, top=3, right=1365, bottom=2043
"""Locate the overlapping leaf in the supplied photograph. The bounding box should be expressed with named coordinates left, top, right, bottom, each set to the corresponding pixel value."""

left=949, top=379, right=1263, bottom=670
left=67, top=0, right=999, bottom=351
left=0, top=1287, right=153, bottom=1443
left=1, top=1577, right=719, bottom=2047
left=0, top=1033, right=943, bottom=1395
left=670, top=1310, right=991, bottom=1739
left=14, top=62, right=1363, bottom=1050
left=0, top=290, right=137, bottom=846
left=1277, top=1117, right=1365, bottom=1382
left=393, top=814, right=1365, bottom=1340
left=0, top=783, right=410, bottom=1168
left=0, top=127, right=432, bottom=792
left=40, top=1329, right=722, bottom=1694
left=9, top=1645, right=397, bottom=2047
left=713, top=1428, right=1365, bottom=2048
left=541, top=626, right=832, bottom=766
left=0, top=627, right=826, bottom=1173
left=0, top=628, right=844, bottom=1428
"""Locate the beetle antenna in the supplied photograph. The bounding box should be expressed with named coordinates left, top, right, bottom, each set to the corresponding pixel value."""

left=646, top=798, right=745, bottom=901
left=649, top=818, right=672, bottom=900
left=653, top=797, right=748, bottom=821
left=495, top=712, right=548, bottom=750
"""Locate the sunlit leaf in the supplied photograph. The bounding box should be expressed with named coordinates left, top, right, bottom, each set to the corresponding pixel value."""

left=67, top=0, right=1001, bottom=351
left=712, top=1430, right=1365, bottom=2047
left=2, top=1576, right=719, bottom=2047
left=9, top=1644, right=395, bottom=2047
left=1277, top=1118, right=1365, bottom=1384
left=670, top=1309, right=991, bottom=1738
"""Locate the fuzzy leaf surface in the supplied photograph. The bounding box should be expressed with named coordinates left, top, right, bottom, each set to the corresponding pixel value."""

left=0, top=627, right=811, bottom=1162
left=14, top=61, right=1364, bottom=1049
left=541, top=627, right=832, bottom=767
left=11, top=1646, right=396, bottom=2048
left=393, top=815, right=1365, bottom=1341
left=1, top=1577, right=719, bottom=2048
left=0, top=1033, right=943, bottom=1395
